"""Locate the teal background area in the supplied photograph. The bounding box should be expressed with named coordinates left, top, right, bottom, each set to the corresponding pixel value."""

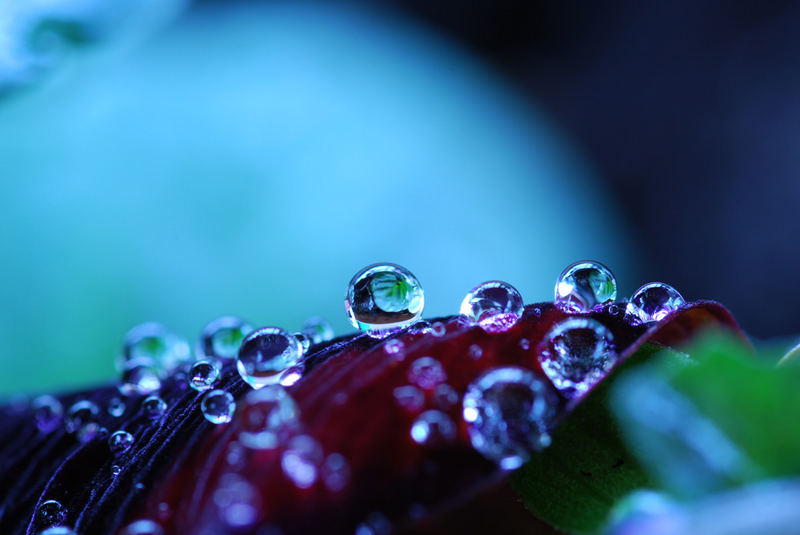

left=0, top=2, right=634, bottom=396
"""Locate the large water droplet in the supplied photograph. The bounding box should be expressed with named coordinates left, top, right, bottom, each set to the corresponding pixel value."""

left=109, top=430, right=134, bottom=456
left=142, top=395, right=167, bottom=419
left=189, top=360, right=219, bottom=392
left=462, top=367, right=557, bottom=470
left=281, top=434, right=323, bottom=489
left=301, top=316, right=334, bottom=345
left=65, top=400, right=101, bottom=442
left=459, top=281, right=524, bottom=333
left=198, top=316, right=253, bottom=361
left=539, top=317, right=616, bottom=393
left=321, top=453, right=350, bottom=492
left=202, top=389, right=235, bottom=424
left=121, top=322, right=190, bottom=372
left=554, top=260, right=617, bottom=312
left=626, top=282, right=686, bottom=324
left=410, top=410, right=456, bottom=445
left=118, top=363, right=162, bottom=397
left=238, top=385, right=299, bottom=450
left=37, top=499, right=65, bottom=527
left=408, top=357, right=446, bottom=389
left=120, top=519, right=164, bottom=535
left=32, top=395, right=63, bottom=433
left=237, top=327, right=304, bottom=389
left=345, top=263, right=424, bottom=339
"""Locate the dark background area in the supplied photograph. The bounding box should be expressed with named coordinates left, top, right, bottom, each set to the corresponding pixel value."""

left=367, top=0, right=800, bottom=339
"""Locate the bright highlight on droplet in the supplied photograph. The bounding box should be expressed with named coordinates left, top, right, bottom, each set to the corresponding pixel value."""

left=626, top=282, right=686, bottom=324
left=189, top=360, right=220, bottom=392
left=237, top=327, right=304, bottom=389
left=201, top=389, right=235, bottom=424
left=539, top=317, right=616, bottom=394
left=554, top=260, right=617, bottom=312
left=459, top=281, right=524, bottom=333
left=345, top=263, right=424, bottom=339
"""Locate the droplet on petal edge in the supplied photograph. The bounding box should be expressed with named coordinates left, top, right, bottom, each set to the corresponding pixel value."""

left=459, top=281, right=524, bottom=333
left=625, top=282, right=686, bottom=324
left=344, top=263, right=424, bottom=339
left=554, top=260, right=617, bottom=313
left=237, top=327, right=304, bottom=389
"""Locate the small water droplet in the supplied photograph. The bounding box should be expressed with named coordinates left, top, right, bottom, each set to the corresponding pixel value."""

left=199, top=390, right=233, bottom=424
left=554, top=260, right=617, bottom=312
left=433, top=384, right=459, bottom=409
left=345, top=263, right=424, bottom=339
left=468, top=344, right=483, bottom=360
left=237, top=327, right=304, bottom=389
left=239, top=385, right=299, bottom=450
left=626, top=282, right=686, bottom=324
left=214, top=473, right=260, bottom=529
left=293, top=332, right=311, bottom=354
left=539, top=317, right=616, bottom=393
left=120, top=519, right=164, bottom=535
left=32, top=395, right=63, bottom=433
left=197, top=316, right=253, bottom=361
left=519, top=338, right=530, bottom=351
left=142, top=395, right=167, bottom=419
left=321, top=453, right=350, bottom=492
left=384, top=339, right=405, bottom=356
left=37, top=499, right=65, bottom=527
left=118, top=363, right=162, bottom=397
left=462, top=367, right=558, bottom=470
left=279, top=365, right=304, bottom=387
left=608, top=303, right=622, bottom=316
left=40, top=528, right=77, bottom=535
left=459, top=281, right=524, bottom=333
left=108, top=430, right=134, bottom=455
left=108, top=397, right=126, bottom=418
left=393, top=385, right=425, bottom=412
left=281, top=434, right=323, bottom=489
left=189, top=360, right=219, bottom=392
left=430, top=321, right=446, bottom=337
left=410, top=410, right=456, bottom=445
left=121, top=322, right=190, bottom=372
left=65, top=400, right=101, bottom=442
left=301, top=316, right=334, bottom=345
left=111, top=464, right=122, bottom=477
left=408, top=357, right=446, bottom=389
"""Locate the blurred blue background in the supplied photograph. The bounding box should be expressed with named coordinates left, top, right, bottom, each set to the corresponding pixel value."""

left=0, top=1, right=635, bottom=395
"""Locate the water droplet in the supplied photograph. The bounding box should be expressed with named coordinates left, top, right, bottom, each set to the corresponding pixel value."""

left=111, top=464, right=122, bottom=477
left=410, top=410, right=456, bottom=445
left=433, top=384, right=459, bottom=409
left=355, top=512, right=392, bottom=535
left=345, top=263, right=424, bottom=339
left=202, top=389, right=235, bottom=424
left=189, top=360, right=219, bottom=392
left=321, top=453, right=350, bottom=492
left=32, top=395, right=63, bottom=433
left=109, top=430, right=134, bottom=455
left=393, top=385, right=425, bottom=412
left=197, top=316, right=253, bottom=361
left=408, top=357, right=446, bottom=389
left=608, top=303, right=622, bottom=316
left=626, top=282, right=686, bottom=324
left=40, top=528, right=77, bottom=535
left=301, top=316, right=334, bottom=345
left=118, top=363, right=162, bottom=397
left=239, top=385, right=299, bottom=450
left=120, top=519, right=164, bottom=535
left=383, top=339, right=405, bottom=356
left=121, top=322, right=190, bottom=372
left=468, top=344, right=483, bottom=360
left=519, top=338, right=531, bottom=351
left=214, top=473, right=260, bottom=529
left=462, top=367, right=558, bottom=470
left=281, top=434, right=323, bottom=489
left=459, top=281, right=524, bottom=333
left=430, top=321, right=446, bottom=337
left=539, top=318, right=616, bottom=393
left=65, top=400, right=101, bottom=442
left=142, top=395, right=167, bottom=419
left=554, top=260, right=617, bottom=312
left=293, top=332, right=311, bottom=354
left=108, top=397, right=126, bottom=418
left=237, top=327, right=304, bottom=389
left=37, top=499, right=65, bottom=527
